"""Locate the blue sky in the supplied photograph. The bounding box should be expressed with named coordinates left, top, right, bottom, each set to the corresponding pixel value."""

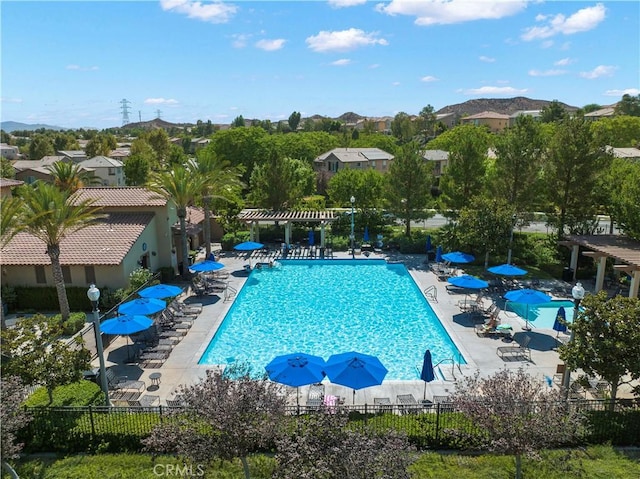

left=1, top=1, right=638, bottom=130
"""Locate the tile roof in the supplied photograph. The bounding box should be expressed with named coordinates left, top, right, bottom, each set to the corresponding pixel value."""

left=0, top=212, right=154, bottom=265
left=463, top=111, right=511, bottom=120
left=0, top=178, right=24, bottom=188
left=315, top=147, right=394, bottom=163
left=12, top=156, right=66, bottom=170
left=72, top=187, right=167, bottom=207
left=79, top=156, right=124, bottom=168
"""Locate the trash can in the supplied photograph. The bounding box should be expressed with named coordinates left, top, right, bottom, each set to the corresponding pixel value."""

left=562, top=267, right=574, bottom=282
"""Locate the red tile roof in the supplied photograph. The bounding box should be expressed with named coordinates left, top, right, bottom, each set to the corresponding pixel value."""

left=72, top=187, right=167, bottom=207
left=0, top=212, right=154, bottom=265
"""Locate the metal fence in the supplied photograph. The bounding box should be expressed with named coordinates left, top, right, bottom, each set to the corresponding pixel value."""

left=20, top=398, right=640, bottom=454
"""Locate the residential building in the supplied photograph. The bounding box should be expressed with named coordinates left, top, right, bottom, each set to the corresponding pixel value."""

left=509, top=110, right=542, bottom=126
left=57, top=150, right=88, bottom=162
left=460, top=111, right=510, bottom=133
left=78, top=156, right=125, bottom=186
left=422, top=150, right=449, bottom=178
left=314, top=147, right=394, bottom=176
left=12, top=156, right=69, bottom=184
left=585, top=107, right=616, bottom=121
left=607, top=146, right=640, bottom=160
left=0, top=178, right=23, bottom=198
left=0, top=143, right=20, bottom=160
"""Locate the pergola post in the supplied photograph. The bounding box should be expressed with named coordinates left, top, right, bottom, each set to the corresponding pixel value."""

left=284, top=222, right=291, bottom=245
left=320, top=221, right=326, bottom=247
left=629, top=270, right=640, bottom=298
left=570, top=244, right=579, bottom=281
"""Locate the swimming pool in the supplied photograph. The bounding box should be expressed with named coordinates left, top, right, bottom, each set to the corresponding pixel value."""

left=506, top=300, right=575, bottom=329
left=199, top=259, right=465, bottom=380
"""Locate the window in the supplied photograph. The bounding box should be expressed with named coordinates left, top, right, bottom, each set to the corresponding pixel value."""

left=382, top=160, right=387, bottom=168
left=371, top=160, right=376, bottom=168
left=108, top=167, right=115, bottom=175
left=35, top=265, right=46, bottom=284
left=85, top=266, right=96, bottom=285
left=62, top=266, right=72, bottom=284
left=27, top=176, right=36, bottom=184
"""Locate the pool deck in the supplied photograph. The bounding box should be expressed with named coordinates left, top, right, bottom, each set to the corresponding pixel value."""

left=97, top=249, right=599, bottom=407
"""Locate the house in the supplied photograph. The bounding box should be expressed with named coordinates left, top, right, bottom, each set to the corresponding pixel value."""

left=460, top=111, right=510, bottom=133
left=435, top=112, right=457, bottom=129
left=0, top=187, right=180, bottom=290
left=0, top=178, right=24, bottom=198
left=313, top=147, right=394, bottom=176
left=12, top=156, right=70, bottom=184
left=0, top=143, right=20, bottom=160
left=584, top=107, right=616, bottom=121
left=422, top=150, right=449, bottom=178
left=509, top=110, right=542, bottom=126
left=607, top=146, right=640, bottom=160
left=78, top=156, right=125, bottom=186
left=57, top=150, right=88, bottom=162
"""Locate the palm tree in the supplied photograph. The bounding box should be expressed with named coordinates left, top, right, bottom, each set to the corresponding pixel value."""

left=147, top=166, right=206, bottom=280
left=18, top=182, right=102, bottom=321
left=47, top=161, right=101, bottom=193
left=0, top=196, right=25, bottom=247
left=187, top=150, right=245, bottom=258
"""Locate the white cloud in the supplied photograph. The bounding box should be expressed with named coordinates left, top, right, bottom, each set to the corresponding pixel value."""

left=579, top=65, right=616, bottom=79
left=255, top=39, right=286, bottom=51
left=144, top=98, right=179, bottom=105
left=306, top=28, right=388, bottom=52
left=369, top=63, right=380, bottom=69
left=528, top=69, right=566, bottom=77
left=554, top=57, right=573, bottom=66
left=479, top=55, right=496, bottom=63
left=0, top=97, right=23, bottom=104
left=328, top=0, right=367, bottom=8
left=604, top=88, right=640, bottom=97
left=420, top=75, right=438, bottom=82
left=376, top=0, right=526, bottom=26
left=521, top=3, right=606, bottom=41
left=462, top=86, right=528, bottom=95
left=331, top=58, right=352, bottom=66
left=66, top=64, right=99, bottom=71
left=159, top=0, right=237, bottom=24
left=231, top=33, right=250, bottom=48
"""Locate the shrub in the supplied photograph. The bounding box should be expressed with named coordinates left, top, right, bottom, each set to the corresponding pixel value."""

left=221, top=231, right=250, bottom=250
left=25, top=380, right=105, bottom=408
left=50, top=312, right=87, bottom=336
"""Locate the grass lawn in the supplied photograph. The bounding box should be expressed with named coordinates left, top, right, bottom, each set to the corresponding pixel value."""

left=6, top=446, right=639, bottom=478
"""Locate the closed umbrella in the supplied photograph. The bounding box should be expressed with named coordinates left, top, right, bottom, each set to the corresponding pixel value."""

left=324, top=351, right=387, bottom=404
left=101, top=314, right=154, bottom=361
left=488, top=264, right=528, bottom=276
left=420, top=349, right=435, bottom=400
left=138, top=284, right=183, bottom=299
left=504, top=288, right=552, bottom=331
left=265, top=352, right=326, bottom=406
left=435, top=245, right=443, bottom=263
left=118, top=298, right=166, bottom=316
left=426, top=235, right=432, bottom=253
left=189, top=260, right=225, bottom=273
left=308, top=230, right=315, bottom=247
left=553, top=307, right=568, bottom=337
left=442, top=251, right=475, bottom=264
left=363, top=226, right=370, bottom=243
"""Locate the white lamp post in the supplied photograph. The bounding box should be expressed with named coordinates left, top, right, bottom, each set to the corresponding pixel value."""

left=87, top=284, right=110, bottom=406
left=350, top=196, right=355, bottom=259
left=562, top=282, right=586, bottom=400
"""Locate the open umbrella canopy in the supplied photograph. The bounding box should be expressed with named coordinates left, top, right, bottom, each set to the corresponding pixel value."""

left=118, top=297, right=166, bottom=316
left=553, top=307, right=568, bottom=334
left=138, top=283, right=183, bottom=299
left=442, top=251, right=475, bottom=264
left=504, top=288, right=551, bottom=305
left=308, top=230, right=315, bottom=246
left=234, top=241, right=264, bottom=251
left=265, top=352, right=326, bottom=388
left=435, top=245, right=443, bottom=263
left=101, top=315, right=153, bottom=335
left=488, top=264, right=528, bottom=276
left=189, top=260, right=225, bottom=273
left=324, top=351, right=388, bottom=390
left=420, top=350, right=435, bottom=383
left=448, top=275, right=488, bottom=289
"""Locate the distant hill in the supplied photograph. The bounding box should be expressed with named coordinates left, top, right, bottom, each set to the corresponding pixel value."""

left=435, top=97, right=578, bottom=117
left=121, top=118, right=193, bottom=130
left=1, top=121, right=67, bottom=132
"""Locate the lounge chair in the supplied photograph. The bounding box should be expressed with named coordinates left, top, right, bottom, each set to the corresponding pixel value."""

left=396, top=394, right=419, bottom=414
left=374, top=397, right=393, bottom=413
left=307, top=383, right=324, bottom=410
left=497, top=335, right=531, bottom=361
left=475, top=319, right=513, bottom=338
left=128, top=394, right=160, bottom=407
left=432, top=395, right=454, bottom=412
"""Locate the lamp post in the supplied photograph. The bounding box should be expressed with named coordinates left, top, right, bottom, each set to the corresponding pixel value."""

left=350, top=196, right=355, bottom=259
left=87, top=284, right=110, bottom=406
left=562, top=282, right=586, bottom=400
left=507, top=213, right=517, bottom=265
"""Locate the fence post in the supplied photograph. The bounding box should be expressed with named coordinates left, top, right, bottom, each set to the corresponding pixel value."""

left=88, top=405, right=96, bottom=442
left=435, top=403, right=441, bottom=446
left=364, top=403, right=368, bottom=424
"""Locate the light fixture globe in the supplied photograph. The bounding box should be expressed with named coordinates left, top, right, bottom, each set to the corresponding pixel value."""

left=87, top=284, right=100, bottom=303
left=572, top=282, right=585, bottom=301
left=350, top=196, right=355, bottom=204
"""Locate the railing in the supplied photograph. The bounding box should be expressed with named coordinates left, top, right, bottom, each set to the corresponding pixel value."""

left=224, top=285, right=238, bottom=302
left=423, top=285, right=437, bottom=302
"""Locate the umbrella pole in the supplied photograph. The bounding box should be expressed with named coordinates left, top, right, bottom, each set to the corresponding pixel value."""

left=523, top=305, right=531, bottom=331
left=423, top=380, right=427, bottom=400
left=353, top=389, right=356, bottom=405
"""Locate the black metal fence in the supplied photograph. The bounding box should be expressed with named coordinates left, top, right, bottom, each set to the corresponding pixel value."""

left=20, top=399, right=640, bottom=454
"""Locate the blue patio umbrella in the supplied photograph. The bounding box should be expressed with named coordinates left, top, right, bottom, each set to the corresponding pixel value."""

left=266, top=352, right=326, bottom=406
left=442, top=251, right=475, bottom=264
left=324, top=351, right=388, bottom=404
left=138, top=283, right=183, bottom=299
left=363, top=226, right=370, bottom=243
left=488, top=264, right=528, bottom=276
left=553, top=306, right=568, bottom=337
left=420, top=349, right=435, bottom=399
left=233, top=241, right=264, bottom=251
left=189, top=260, right=225, bottom=273
left=101, top=314, right=154, bottom=361
left=118, top=297, right=166, bottom=316
left=426, top=235, right=432, bottom=253
left=308, top=229, right=315, bottom=246
left=504, top=288, right=551, bottom=331
left=447, top=275, right=488, bottom=289
left=435, top=245, right=443, bottom=263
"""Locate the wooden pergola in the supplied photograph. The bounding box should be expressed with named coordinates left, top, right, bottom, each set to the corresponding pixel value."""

left=238, top=209, right=339, bottom=247
left=559, top=235, right=640, bottom=298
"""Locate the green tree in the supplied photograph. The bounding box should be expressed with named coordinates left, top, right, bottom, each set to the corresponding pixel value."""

left=231, top=115, right=246, bottom=128
left=148, top=166, right=206, bottom=280
left=386, top=142, right=434, bottom=236
left=0, top=197, right=24, bottom=247
left=188, top=147, right=245, bottom=258
left=167, top=143, right=187, bottom=166
left=417, top=104, right=437, bottom=141
left=390, top=112, right=416, bottom=144
left=433, top=125, right=490, bottom=212
left=28, top=134, right=54, bottom=160
left=249, top=150, right=315, bottom=210
left=267, top=131, right=339, bottom=165
left=491, top=115, right=545, bottom=213
left=581, top=103, right=602, bottom=114
left=85, top=133, right=117, bottom=158
left=327, top=168, right=385, bottom=211
left=350, top=133, right=399, bottom=155
left=210, top=127, right=269, bottom=182
left=47, top=161, right=99, bottom=193
left=614, top=93, right=640, bottom=117
left=451, top=368, right=584, bottom=479
left=17, top=183, right=101, bottom=320
left=288, top=111, right=301, bottom=132
left=560, top=292, right=640, bottom=408
left=52, top=133, right=79, bottom=152
left=590, top=115, right=640, bottom=147
left=0, top=376, right=32, bottom=464
left=0, top=157, right=15, bottom=178
left=1, top=314, right=92, bottom=403
left=123, top=153, right=151, bottom=186
left=606, top=159, right=640, bottom=240
left=144, top=129, right=171, bottom=165
left=544, top=117, right=611, bottom=237
left=540, top=100, right=569, bottom=123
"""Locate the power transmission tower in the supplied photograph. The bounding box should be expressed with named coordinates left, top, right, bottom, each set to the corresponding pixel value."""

left=155, top=109, right=162, bottom=119
left=120, top=99, right=131, bottom=125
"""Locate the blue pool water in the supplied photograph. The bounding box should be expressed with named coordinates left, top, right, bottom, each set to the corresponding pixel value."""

left=199, top=259, right=465, bottom=380
left=506, top=300, right=575, bottom=329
